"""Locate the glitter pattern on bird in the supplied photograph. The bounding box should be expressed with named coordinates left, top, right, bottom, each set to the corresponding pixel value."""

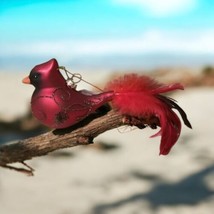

left=23, top=58, right=192, bottom=155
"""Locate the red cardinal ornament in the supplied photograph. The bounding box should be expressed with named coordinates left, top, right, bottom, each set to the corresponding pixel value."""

left=22, top=59, right=114, bottom=129
left=23, top=58, right=191, bottom=155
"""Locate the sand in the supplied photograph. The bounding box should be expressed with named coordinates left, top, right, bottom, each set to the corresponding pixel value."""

left=0, top=72, right=214, bottom=214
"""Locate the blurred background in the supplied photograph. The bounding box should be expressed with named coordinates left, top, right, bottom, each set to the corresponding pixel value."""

left=0, top=0, right=214, bottom=214
left=1, top=0, right=214, bottom=71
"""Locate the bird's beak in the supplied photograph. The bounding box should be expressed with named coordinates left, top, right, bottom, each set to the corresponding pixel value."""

left=22, top=76, right=31, bottom=84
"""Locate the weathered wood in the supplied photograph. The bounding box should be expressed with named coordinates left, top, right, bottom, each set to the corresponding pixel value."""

left=0, top=109, right=157, bottom=175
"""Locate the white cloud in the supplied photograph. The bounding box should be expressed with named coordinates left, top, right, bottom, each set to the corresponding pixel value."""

left=2, top=29, right=214, bottom=58
left=112, top=0, right=197, bottom=17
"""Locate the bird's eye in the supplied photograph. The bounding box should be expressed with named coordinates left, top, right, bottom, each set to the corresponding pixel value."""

left=29, top=71, right=41, bottom=87
left=32, top=73, right=40, bottom=80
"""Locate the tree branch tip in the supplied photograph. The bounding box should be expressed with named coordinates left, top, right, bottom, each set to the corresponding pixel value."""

left=1, top=163, right=34, bottom=176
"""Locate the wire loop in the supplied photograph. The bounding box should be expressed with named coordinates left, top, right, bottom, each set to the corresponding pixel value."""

left=58, top=66, right=103, bottom=91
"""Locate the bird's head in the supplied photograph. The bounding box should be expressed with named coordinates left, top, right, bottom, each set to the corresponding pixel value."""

left=22, top=58, right=66, bottom=89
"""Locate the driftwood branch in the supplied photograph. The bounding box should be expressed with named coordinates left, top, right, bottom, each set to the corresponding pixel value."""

left=0, top=108, right=159, bottom=175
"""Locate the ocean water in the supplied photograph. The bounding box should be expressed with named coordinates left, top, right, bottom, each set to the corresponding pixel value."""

left=1, top=53, right=214, bottom=73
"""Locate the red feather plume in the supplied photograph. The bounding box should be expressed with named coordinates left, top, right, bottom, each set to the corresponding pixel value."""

left=105, top=74, right=192, bottom=155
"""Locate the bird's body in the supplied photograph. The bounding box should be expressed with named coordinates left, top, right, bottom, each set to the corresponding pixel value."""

left=31, top=85, right=113, bottom=129
left=23, top=58, right=191, bottom=155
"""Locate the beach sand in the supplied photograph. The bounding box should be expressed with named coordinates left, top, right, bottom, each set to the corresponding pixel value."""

left=0, top=72, right=214, bottom=214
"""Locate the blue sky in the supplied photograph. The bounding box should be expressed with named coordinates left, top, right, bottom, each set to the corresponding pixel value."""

left=1, top=0, right=214, bottom=70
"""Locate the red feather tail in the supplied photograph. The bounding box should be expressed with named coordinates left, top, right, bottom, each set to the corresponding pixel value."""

left=105, top=74, right=192, bottom=155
